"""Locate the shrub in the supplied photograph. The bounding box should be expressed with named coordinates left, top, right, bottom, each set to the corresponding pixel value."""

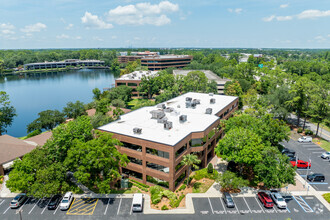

left=184, top=176, right=193, bottom=185
left=207, top=163, right=213, bottom=174
left=130, top=179, right=150, bottom=188
left=174, top=195, right=185, bottom=207
left=323, top=193, right=330, bottom=203
left=305, top=130, right=313, bottom=135
left=297, top=128, right=303, bottom=133
left=132, top=183, right=148, bottom=192
left=216, top=171, right=249, bottom=190
left=0, top=175, right=3, bottom=184
left=193, top=168, right=218, bottom=180
left=193, top=182, right=202, bottom=190
left=163, top=190, right=177, bottom=207
left=161, top=205, right=169, bottom=210
left=150, top=186, right=163, bottom=204
left=178, top=184, right=186, bottom=191
left=26, top=129, right=42, bottom=139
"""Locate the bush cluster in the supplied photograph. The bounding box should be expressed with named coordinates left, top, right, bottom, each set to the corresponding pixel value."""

left=161, top=205, right=169, bottom=210
left=305, top=129, right=313, bottom=135
left=297, top=128, right=303, bottom=133
left=178, top=184, right=186, bottom=191
left=207, top=163, right=213, bottom=174
left=150, top=185, right=183, bottom=208
left=193, top=168, right=218, bottom=180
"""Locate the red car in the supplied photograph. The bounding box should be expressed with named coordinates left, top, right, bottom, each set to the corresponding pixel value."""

left=258, top=192, right=274, bottom=208
left=290, top=160, right=311, bottom=169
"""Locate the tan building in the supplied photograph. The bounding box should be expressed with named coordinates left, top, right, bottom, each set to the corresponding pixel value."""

left=115, top=71, right=158, bottom=97
left=141, top=55, right=193, bottom=70
left=98, top=92, right=238, bottom=191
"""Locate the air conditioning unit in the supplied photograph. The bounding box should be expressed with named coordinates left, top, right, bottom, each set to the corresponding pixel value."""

left=209, top=93, right=214, bottom=96
left=179, top=115, right=187, bottom=123
left=210, top=98, right=216, bottom=104
left=150, top=110, right=165, bottom=119
left=133, top=127, right=142, bottom=134
left=191, top=102, right=196, bottom=108
left=164, top=107, right=174, bottom=113
left=186, top=97, right=192, bottom=102
left=164, top=121, right=173, bottom=130
left=205, top=108, right=212, bottom=114
left=157, top=103, right=166, bottom=109
left=157, top=117, right=167, bottom=124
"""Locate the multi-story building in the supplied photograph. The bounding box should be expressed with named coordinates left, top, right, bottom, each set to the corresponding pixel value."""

left=23, top=59, right=105, bottom=70
left=98, top=92, right=238, bottom=191
left=115, top=71, right=158, bottom=97
left=141, top=55, right=193, bottom=70
left=118, top=51, right=160, bottom=64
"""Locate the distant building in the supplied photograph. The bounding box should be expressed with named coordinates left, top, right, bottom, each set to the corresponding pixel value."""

left=115, top=70, right=159, bottom=97
left=173, top=70, right=231, bottom=94
left=141, top=55, right=193, bottom=70
left=253, top=54, right=263, bottom=58
left=98, top=92, right=239, bottom=191
left=23, top=59, right=105, bottom=70
left=118, top=51, right=160, bottom=64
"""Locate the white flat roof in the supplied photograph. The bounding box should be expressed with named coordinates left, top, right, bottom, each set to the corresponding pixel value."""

left=99, top=92, right=237, bottom=146
left=116, top=71, right=158, bottom=81
left=142, top=55, right=191, bottom=60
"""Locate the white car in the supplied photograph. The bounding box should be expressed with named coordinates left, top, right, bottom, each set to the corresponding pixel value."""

left=321, top=152, right=330, bottom=159
left=298, top=136, right=312, bottom=143
left=59, top=192, right=74, bottom=210
left=270, top=192, right=287, bottom=209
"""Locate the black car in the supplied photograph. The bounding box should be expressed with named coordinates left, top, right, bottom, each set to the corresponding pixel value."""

left=47, top=195, right=62, bottom=210
left=282, top=148, right=295, bottom=157
left=289, top=157, right=298, bottom=162
left=307, top=173, right=325, bottom=182
left=222, top=192, right=235, bottom=208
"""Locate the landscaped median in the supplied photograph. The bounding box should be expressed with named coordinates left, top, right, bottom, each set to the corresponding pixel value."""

left=323, top=193, right=330, bottom=204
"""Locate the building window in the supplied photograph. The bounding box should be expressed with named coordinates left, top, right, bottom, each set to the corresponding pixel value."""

left=146, top=147, right=169, bottom=159
left=147, top=175, right=169, bottom=188
left=176, top=144, right=187, bottom=157
left=121, top=142, right=142, bottom=152
left=146, top=162, right=169, bottom=173
left=122, top=168, right=142, bottom=180
left=175, top=171, right=186, bottom=187
left=117, top=83, right=126, bottom=86
left=128, top=83, right=138, bottom=87
left=128, top=156, right=142, bottom=165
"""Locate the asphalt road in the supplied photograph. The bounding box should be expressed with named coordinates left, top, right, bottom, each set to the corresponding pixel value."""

left=281, top=139, right=330, bottom=191
left=0, top=194, right=328, bottom=220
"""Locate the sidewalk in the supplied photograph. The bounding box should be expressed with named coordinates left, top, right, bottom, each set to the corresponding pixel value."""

left=0, top=175, right=18, bottom=198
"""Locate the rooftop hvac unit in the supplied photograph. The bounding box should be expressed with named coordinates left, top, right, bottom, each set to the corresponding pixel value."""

left=209, top=93, right=214, bottom=96
left=150, top=110, right=165, bottom=119
left=185, top=101, right=191, bottom=108
left=191, top=102, right=196, bottom=108
left=164, top=107, right=174, bottom=113
left=133, top=127, right=142, bottom=134
left=157, top=117, right=167, bottom=124
left=157, top=103, right=166, bottom=109
left=210, top=98, right=216, bottom=104
left=192, top=99, right=200, bottom=105
left=186, top=97, right=192, bottom=102
left=205, top=108, right=212, bottom=114
left=179, top=115, right=187, bottom=123
left=164, top=121, right=173, bottom=130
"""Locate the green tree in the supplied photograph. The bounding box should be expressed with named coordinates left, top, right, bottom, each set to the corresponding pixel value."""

left=63, top=101, right=86, bottom=119
left=181, top=154, right=201, bottom=186
left=27, top=110, right=65, bottom=133
left=216, top=171, right=249, bottom=191
left=96, top=99, right=111, bottom=115
left=0, top=59, right=4, bottom=74
left=265, top=86, right=293, bottom=120
left=106, top=86, right=132, bottom=103
left=111, top=99, right=126, bottom=108
left=137, top=76, right=160, bottom=99
left=90, top=113, right=112, bottom=129
left=182, top=71, right=208, bottom=93
left=0, top=91, right=17, bottom=135
left=92, top=88, right=101, bottom=101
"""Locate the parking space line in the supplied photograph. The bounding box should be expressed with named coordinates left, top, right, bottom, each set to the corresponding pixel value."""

left=207, top=197, right=214, bottom=214
left=117, top=198, right=122, bottom=215
left=309, top=182, right=328, bottom=185
left=219, top=198, right=227, bottom=214
left=130, top=198, right=133, bottom=215
left=104, top=198, right=110, bottom=215
left=231, top=197, right=240, bottom=214
left=3, top=206, right=10, bottom=214
left=41, top=197, right=53, bottom=214
left=299, top=196, right=314, bottom=212
left=19, top=197, right=30, bottom=211
left=242, top=197, right=251, bottom=213
left=273, top=204, right=278, bottom=213
left=0, top=200, right=4, bottom=207
left=254, top=197, right=265, bottom=213
left=28, top=198, right=40, bottom=214
left=53, top=202, right=60, bottom=215
left=293, top=196, right=312, bottom=213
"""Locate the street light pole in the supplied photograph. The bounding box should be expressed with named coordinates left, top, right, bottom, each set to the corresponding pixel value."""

left=16, top=209, right=22, bottom=220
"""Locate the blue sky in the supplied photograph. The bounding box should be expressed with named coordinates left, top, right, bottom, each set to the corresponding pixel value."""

left=0, top=0, right=329, bottom=49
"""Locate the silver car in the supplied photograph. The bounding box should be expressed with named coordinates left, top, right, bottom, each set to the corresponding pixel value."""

left=321, top=152, right=330, bottom=159
left=223, top=192, right=235, bottom=208
left=10, top=193, right=28, bottom=209
left=270, top=192, right=287, bottom=209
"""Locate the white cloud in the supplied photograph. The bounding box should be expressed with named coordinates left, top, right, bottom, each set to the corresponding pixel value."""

left=111, top=35, right=117, bottom=39
left=276, top=16, right=293, bottom=21
left=107, top=1, right=179, bottom=26
left=56, top=34, right=70, bottom=39
left=328, top=34, right=330, bottom=38
left=280, top=4, right=289, bottom=8
left=228, top=8, right=242, bottom=14
left=262, top=15, right=275, bottom=22
left=75, top=36, right=82, bottom=40
left=93, top=36, right=104, bottom=41
left=314, top=35, right=326, bottom=41
left=0, top=23, right=15, bottom=35
left=297, top=10, right=330, bottom=19
left=20, top=22, right=47, bottom=33
left=81, top=12, right=113, bottom=29
left=66, top=23, right=74, bottom=30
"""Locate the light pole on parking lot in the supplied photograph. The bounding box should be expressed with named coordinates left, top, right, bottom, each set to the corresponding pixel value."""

left=16, top=209, right=23, bottom=220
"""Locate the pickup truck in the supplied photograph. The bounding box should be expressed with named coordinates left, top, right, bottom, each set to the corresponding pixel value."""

left=290, top=160, right=311, bottom=169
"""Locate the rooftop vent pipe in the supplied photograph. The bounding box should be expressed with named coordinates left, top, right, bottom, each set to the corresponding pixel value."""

left=179, top=115, right=187, bottom=123
left=210, top=98, right=216, bottom=104
left=205, top=108, right=212, bottom=114
left=133, top=127, right=142, bottom=134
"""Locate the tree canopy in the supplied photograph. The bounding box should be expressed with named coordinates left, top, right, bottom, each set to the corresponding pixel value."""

left=0, top=91, right=17, bottom=135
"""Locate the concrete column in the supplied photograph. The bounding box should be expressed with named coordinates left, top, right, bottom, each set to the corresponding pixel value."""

left=142, top=145, right=147, bottom=185
left=0, top=164, right=4, bottom=176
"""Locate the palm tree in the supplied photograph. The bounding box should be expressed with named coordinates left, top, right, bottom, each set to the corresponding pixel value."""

left=181, top=154, right=201, bottom=186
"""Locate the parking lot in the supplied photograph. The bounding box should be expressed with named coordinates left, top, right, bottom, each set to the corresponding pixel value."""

left=0, top=196, right=140, bottom=220
left=282, top=139, right=330, bottom=191
left=193, top=195, right=329, bottom=219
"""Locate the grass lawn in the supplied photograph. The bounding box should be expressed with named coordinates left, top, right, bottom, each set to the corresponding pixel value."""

left=313, top=138, right=330, bottom=152
left=323, top=193, right=330, bottom=203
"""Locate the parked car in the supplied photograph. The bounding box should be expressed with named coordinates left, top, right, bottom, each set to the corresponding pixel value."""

left=290, top=160, right=311, bottom=169
left=222, top=192, right=235, bottom=208
left=269, top=192, right=287, bottom=209
left=307, top=173, right=325, bottom=182
left=282, top=148, right=295, bottom=157
left=257, top=192, right=274, bottom=208
left=289, top=156, right=298, bottom=162
left=132, top=193, right=143, bottom=212
left=321, top=152, right=330, bottom=159
left=298, top=136, right=312, bottom=143
left=59, top=192, right=73, bottom=211
left=47, top=195, right=62, bottom=210
left=10, top=193, right=28, bottom=209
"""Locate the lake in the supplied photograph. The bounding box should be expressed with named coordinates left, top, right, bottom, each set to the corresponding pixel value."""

left=0, top=69, right=118, bottom=137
